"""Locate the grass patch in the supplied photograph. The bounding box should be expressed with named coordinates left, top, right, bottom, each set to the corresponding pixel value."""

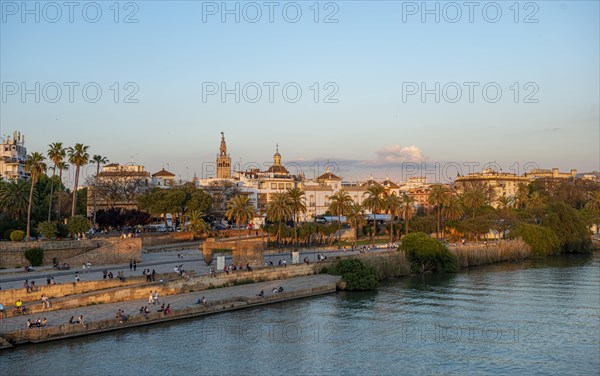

left=232, top=278, right=255, bottom=286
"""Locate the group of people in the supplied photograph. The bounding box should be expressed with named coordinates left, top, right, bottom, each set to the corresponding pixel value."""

left=41, top=294, right=50, bottom=309
left=222, top=263, right=253, bottom=275
left=148, top=291, right=160, bottom=305
left=116, top=309, right=128, bottom=323
left=81, top=262, right=92, bottom=273
left=102, top=269, right=115, bottom=279
left=129, top=260, right=137, bottom=271
left=143, top=269, right=157, bottom=282
left=23, top=279, right=37, bottom=293
left=27, top=317, right=47, bottom=328
left=46, top=276, right=57, bottom=285
left=317, top=254, right=328, bottom=261
left=257, top=286, right=284, bottom=297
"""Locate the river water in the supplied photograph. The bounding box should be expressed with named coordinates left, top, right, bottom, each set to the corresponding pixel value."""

left=2, top=253, right=599, bottom=375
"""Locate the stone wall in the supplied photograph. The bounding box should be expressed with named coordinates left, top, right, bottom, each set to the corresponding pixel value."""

left=141, top=232, right=194, bottom=247
left=202, top=237, right=264, bottom=266
left=0, top=239, right=119, bottom=268
left=65, top=238, right=142, bottom=266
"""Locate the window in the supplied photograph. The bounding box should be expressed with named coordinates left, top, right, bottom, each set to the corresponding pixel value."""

left=271, top=183, right=277, bottom=189
left=278, top=183, right=285, bottom=189
left=285, top=183, right=291, bottom=189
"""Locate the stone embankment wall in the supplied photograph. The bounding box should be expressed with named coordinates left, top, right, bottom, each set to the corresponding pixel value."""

left=0, top=238, right=141, bottom=268
left=0, top=239, right=119, bottom=268
left=140, top=232, right=195, bottom=247
left=2, top=279, right=338, bottom=345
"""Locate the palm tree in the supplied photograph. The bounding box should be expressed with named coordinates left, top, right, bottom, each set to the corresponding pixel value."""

left=497, top=195, right=513, bottom=211
left=526, top=191, right=547, bottom=224
left=186, top=209, right=209, bottom=237
left=363, top=185, right=386, bottom=245
left=47, top=142, right=66, bottom=221
left=399, top=194, right=415, bottom=236
left=346, top=203, right=366, bottom=247
left=67, top=144, right=90, bottom=218
left=25, top=152, right=47, bottom=241
left=385, top=194, right=401, bottom=244
left=462, top=186, right=487, bottom=219
left=328, top=190, right=353, bottom=249
left=0, top=180, right=30, bottom=220
left=286, top=187, right=306, bottom=250
left=91, top=154, right=109, bottom=227
left=443, top=195, right=464, bottom=221
left=56, top=161, right=69, bottom=220
left=266, top=192, right=293, bottom=248
left=226, top=194, right=256, bottom=233
left=585, top=191, right=600, bottom=235
left=428, top=184, right=450, bottom=238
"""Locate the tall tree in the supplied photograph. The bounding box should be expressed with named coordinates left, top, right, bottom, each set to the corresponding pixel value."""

left=25, top=152, right=47, bottom=240
left=47, top=142, right=66, bottom=221
left=91, top=154, right=109, bottom=227
left=362, top=185, right=386, bottom=245
left=226, top=194, right=256, bottom=242
left=67, top=144, right=90, bottom=218
left=328, top=190, right=353, bottom=249
left=400, top=193, right=416, bottom=235
left=346, top=203, right=366, bottom=247
left=266, top=192, right=293, bottom=248
left=0, top=180, right=30, bottom=220
left=286, top=187, right=306, bottom=251
left=56, top=161, right=69, bottom=221
left=443, top=195, right=464, bottom=221
left=462, top=186, right=487, bottom=219
left=385, top=194, right=402, bottom=244
left=428, top=184, right=450, bottom=238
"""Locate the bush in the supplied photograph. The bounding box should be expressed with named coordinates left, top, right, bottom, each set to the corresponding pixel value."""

left=10, top=230, right=25, bottom=241
left=67, top=215, right=89, bottom=237
left=328, top=259, right=378, bottom=290
left=24, top=247, right=44, bottom=266
left=508, top=223, right=560, bottom=256
left=400, top=232, right=458, bottom=273
left=37, top=221, right=58, bottom=240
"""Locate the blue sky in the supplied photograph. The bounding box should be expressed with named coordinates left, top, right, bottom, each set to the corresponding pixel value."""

left=1, top=0, right=599, bottom=182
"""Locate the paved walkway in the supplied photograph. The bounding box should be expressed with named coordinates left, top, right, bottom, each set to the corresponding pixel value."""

left=0, top=274, right=340, bottom=334
left=0, top=245, right=392, bottom=291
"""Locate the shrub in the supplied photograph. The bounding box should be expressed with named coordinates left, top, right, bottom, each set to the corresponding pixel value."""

left=328, top=259, right=378, bottom=290
left=10, top=230, right=25, bottom=241
left=24, top=247, right=44, bottom=266
left=232, top=278, right=255, bottom=286
left=3, top=229, right=16, bottom=241
left=37, top=221, right=58, bottom=240
left=400, top=232, right=458, bottom=273
left=508, top=223, right=560, bottom=256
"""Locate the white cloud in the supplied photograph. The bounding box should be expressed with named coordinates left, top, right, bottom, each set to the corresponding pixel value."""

left=373, top=145, right=427, bottom=165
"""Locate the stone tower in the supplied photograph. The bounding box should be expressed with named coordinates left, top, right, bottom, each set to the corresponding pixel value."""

left=216, top=132, right=231, bottom=179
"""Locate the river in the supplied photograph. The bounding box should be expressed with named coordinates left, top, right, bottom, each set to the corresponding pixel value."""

left=2, top=253, right=599, bottom=375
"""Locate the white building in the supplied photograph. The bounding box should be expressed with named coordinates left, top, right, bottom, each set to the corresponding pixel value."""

left=0, top=131, right=28, bottom=180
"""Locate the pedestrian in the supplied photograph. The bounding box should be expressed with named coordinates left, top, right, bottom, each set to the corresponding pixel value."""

left=24, top=279, right=30, bottom=293
left=108, top=272, right=113, bottom=279
left=165, top=304, right=171, bottom=315
left=283, top=259, right=287, bottom=268
left=153, top=291, right=159, bottom=305
left=46, top=276, right=51, bottom=285
left=129, top=261, right=133, bottom=271
left=75, top=273, right=80, bottom=283
left=30, top=280, right=36, bottom=291
left=133, top=261, right=137, bottom=271
left=148, top=291, right=154, bottom=304
left=103, top=269, right=107, bottom=279
left=41, top=294, right=50, bottom=309
left=152, top=269, right=156, bottom=282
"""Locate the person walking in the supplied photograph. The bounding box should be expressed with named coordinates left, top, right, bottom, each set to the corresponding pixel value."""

left=129, top=261, right=133, bottom=271
left=153, top=291, right=159, bottom=305
left=133, top=261, right=137, bottom=272
left=148, top=291, right=154, bottom=305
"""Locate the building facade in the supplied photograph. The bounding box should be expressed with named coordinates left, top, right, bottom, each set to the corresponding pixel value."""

left=0, top=131, right=28, bottom=180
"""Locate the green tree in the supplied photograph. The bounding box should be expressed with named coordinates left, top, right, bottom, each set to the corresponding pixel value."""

left=327, top=259, right=378, bottom=291
left=67, top=143, right=90, bottom=218
left=443, top=195, right=464, bottom=221
left=55, top=161, right=69, bottom=221
left=24, top=247, right=44, bottom=266
left=508, top=223, right=560, bottom=256
left=91, top=154, right=109, bottom=227
left=37, top=221, right=58, bottom=240
left=67, top=215, right=89, bottom=237
left=226, top=194, right=256, bottom=232
left=385, top=194, right=402, bottom=244
left=400, top=232, right=457, bottom=273
left=0, top=180, right=30, bottom=220
left=400, top=194, right=415, bottom=236
left=462, top=185, right=487, bottom=219
left=526, top=191, right=547, bottom=223
left=346, top=203, right=366, bottom=247
left=47, top=142, right=66, bottom=221
left=428, top=184, right=450, bottom=238
left=542, top=202, right=592, bottom=253
left=362, top=185, right=386, bottom=245
left=328, top=190, right=353, bottom=249
left=266, top=192, right=292, bottom=248
left=25, top=152, right=47, bottom=241
left=186, top=209, right=210, bottom=238
left=286, top=188, right=306, bottom=250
